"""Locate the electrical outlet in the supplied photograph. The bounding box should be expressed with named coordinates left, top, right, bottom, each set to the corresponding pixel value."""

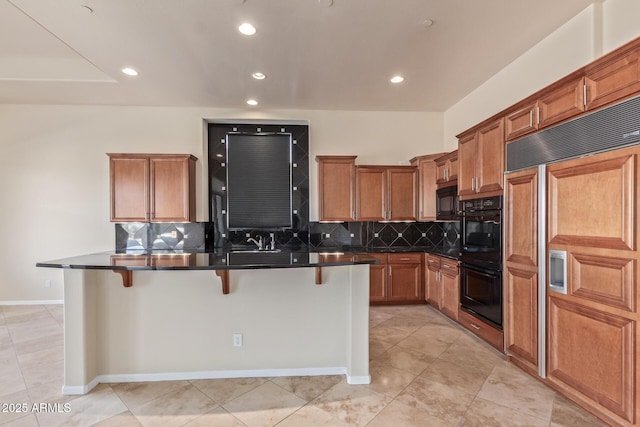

left=233, top=333, right=243, bottom=347
left=44, top=279, right=51, bottom=288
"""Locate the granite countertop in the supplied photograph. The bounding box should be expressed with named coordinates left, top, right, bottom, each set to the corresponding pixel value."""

left=311, top=246, right=460, bottom=260
left=36, top=248, right=380, bottom=271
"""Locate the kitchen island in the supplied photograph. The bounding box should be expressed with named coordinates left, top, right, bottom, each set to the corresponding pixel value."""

left=37, top=249, right=378, bottom=395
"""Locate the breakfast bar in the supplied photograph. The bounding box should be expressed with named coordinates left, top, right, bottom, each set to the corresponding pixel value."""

left=37, top=250, right=378, bottom=395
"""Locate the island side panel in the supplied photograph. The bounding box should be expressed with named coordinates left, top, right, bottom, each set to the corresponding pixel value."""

left=63, top=266, right=367, bottom=389
left=63, top=269, right=99, bottom=394
left=347, top=264, right=371, bottom=384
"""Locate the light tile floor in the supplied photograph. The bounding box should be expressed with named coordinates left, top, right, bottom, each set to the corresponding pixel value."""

left=0, top=304, right=607, bottom=427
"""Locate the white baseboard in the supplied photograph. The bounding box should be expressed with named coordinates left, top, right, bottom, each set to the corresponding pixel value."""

left=0, top=300, right=63, bottom=306
left=62, top=377, right=100, bottom=395
left=63, top=367, right=352, bottom=395
left=346, top=375, right=371, bottom=385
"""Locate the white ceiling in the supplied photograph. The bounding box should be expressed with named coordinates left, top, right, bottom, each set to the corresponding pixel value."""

left=0, top=0, right=597, bottom=111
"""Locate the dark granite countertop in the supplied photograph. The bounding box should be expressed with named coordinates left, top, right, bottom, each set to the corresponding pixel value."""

left=310, top=246, right=460, bottom=260
left=36, top=249, right=380, bottom=271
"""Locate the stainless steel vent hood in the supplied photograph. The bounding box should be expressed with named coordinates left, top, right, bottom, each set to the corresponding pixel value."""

left=506, top=95, right=640, bottom=172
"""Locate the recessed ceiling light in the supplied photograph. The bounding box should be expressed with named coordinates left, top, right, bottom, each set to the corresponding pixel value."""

left=422, top=18, right=434, bottom=28
left=318, top=0, right=334, bottom=7
left=122, top=67, right=139, bottom=76
left=238, top=23, right=256, bottom=36
left=390, top=75, right=404, bottom=83
left=252, top=72, right=266, bottom=80
left=246, top=99, right=258, bottom=106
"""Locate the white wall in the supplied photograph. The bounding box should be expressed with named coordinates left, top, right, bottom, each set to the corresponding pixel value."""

left=0, top=105, right=442, bottom=302
left=443, top=0, right=640, bottom=149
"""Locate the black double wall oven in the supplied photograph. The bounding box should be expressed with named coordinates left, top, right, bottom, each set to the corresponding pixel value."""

left=459, top=196, right=503, bottom=329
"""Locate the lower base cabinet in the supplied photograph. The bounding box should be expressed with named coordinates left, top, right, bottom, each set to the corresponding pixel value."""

left=458, top=308, right=504, bottom=352
left=426, top=254, right=459, bottom=321
left=363, top=253, right=424, bottom=305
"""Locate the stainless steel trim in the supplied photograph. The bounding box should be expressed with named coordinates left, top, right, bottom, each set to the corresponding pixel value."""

left=538, top=164, right=547, bottom=378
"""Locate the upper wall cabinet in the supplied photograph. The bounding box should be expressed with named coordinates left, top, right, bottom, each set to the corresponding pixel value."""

left=585, top=41, right=640, bottom=111
left=108, top=153, right=197, bottom=222
left=435, top=150, right=458, bottom=188
left=458, top=118, right=505, bottom=200
left=505, top=75, right=585, bottom=141
left=411, top=153, right=445, bottom=221
left=316, top=156, right=357, bottom=222
left=355, top=165, right=417, bottom=221
left=503, top=38, right=640, bottom=143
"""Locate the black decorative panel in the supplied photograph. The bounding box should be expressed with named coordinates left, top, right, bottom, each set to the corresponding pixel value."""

left=208, top=123, right=309, bottom=249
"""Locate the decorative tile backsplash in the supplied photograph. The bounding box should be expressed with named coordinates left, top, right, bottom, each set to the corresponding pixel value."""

left=207, top=123, right=310, bottom=248
left=115, top=222, right=212, bottom=252
left=116, top=220, right=460, bottom=254
left=309, top=221, right=460, bottom=253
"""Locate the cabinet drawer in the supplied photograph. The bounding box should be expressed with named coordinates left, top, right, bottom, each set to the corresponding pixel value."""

left=388, top=253, right=422, bottom=264
left=458, top=308, right=504, bottom=352
left=440, top=258, right=458, bottom=277
left=426, top=254, right=441, bottom=269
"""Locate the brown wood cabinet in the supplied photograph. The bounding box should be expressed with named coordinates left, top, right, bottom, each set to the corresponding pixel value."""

left=411, top=153, right=445, bottom=221
left=458, top=308, right=504, bottom=352
left=355, top=166, right=417, bottom=221
left=504, top=75, right=585, bottom=141
left=425, top=253, right=459, bottom=321
left=365, top=252, right=424, bottom=304
left=365, top=253, right=388, bottom=303
left=435, top=150, right=458, bottom=188
left=108, top=153, right=197, bottom=222
left=545, top=146, right=640, bottom=426
left=457, top=118, right=505, bottom=200
left=504, top=167, right=539, bottom=375
left=585, top=40, right=640, bottom=111
left=316, top=156, right=357, bottom=221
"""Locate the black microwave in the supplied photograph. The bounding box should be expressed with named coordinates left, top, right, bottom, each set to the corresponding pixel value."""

left=436, top=186, right=459, bottom=220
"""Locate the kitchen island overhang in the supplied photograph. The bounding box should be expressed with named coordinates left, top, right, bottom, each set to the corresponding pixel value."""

left=37, top=250, right=378, bottom=395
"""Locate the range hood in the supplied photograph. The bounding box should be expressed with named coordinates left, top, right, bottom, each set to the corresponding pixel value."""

left=506, top=94, right=640, bottom=172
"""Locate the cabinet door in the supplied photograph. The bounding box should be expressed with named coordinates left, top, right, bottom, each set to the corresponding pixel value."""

left=476, top=118, right=505, bottom=196
left=356, top=167, right=386, bottom=221
left=388, top=263, right=422, bottom=302
left=538, top=77, right=585, bottom=129
left=458, top=133, right=477, bottom=198
left=435, top=160, right=447, bottom=184
left=447, top=153, right=459, bottom=183
left=317, top=156, right=356, bottom=221
left=388, top=167, right=417, bottom=221
left=505, top=102, right=539, bottom=141
left=426, top=255, right=441, bottom=308
left=415, top=156, right=440, bottom=221
left=585, top=48, right=640, bottom=111
left=110, top=155, right=149, bottom=222
left=440, top=259, right=459, bottom=320
left=504, top=168, right=539, bottom=372
left=150, top=156, right=195, bottom=222
left=369, top=262, right=388, bottom=303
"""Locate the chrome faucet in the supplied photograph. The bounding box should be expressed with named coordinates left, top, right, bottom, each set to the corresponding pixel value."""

left=247, top=236, right=264, bottom=250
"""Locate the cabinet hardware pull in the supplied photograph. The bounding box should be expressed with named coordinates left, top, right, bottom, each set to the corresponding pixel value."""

left=471, top=178, right=475, bottom=191
left=536, top=106, right=540, bottom=124
left=470, top=323, right=480, bottom=330
left=529, top=110, right=533, bottom=127
left=400, top=258, right=410, bottom=261
left=476, top=177, right=479, bottom=192
left=583, top=84, right=587, bottom=106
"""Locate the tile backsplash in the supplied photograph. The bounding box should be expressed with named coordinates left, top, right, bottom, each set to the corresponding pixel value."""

left=116, top=220, right=459, bottom=254
left=309, top=221, right=460, bottom=252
